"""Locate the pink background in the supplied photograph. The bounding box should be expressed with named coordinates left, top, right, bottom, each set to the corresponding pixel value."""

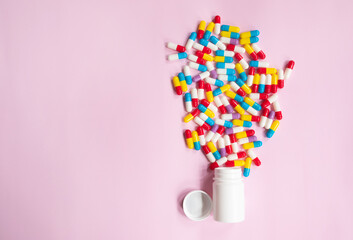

left=0, top=0, right=353, bottom=239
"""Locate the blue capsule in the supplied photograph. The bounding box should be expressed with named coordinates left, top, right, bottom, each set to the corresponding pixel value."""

left=243, top=168, right=250, bottom=177
left=240, top=102, right=250, bottom=110
left=233, top=94, right=244, bottom=103
left=213, top=88, right=222, bottom=96
left=222, top=69, right=236, bottom=75
left=195, top=64, right=207, bottom=72
left=214, top=79, right=224, bottom=87
left=258, top=83, right=265, bottom=93
left=238, top=72, right=247, bottom=81
left=204, top=117, right=215, bottom=126
left=216, top=62, right=231, bottom=69
left=178, top=72, right=186, bottom=83
left=176, top=52, right=187, bottom=59
left=185, top=92, right=191, bottom=102
left=215, top=50, right=226, bottom=56
left=221, top=75, right=236, bottom=81
left=198, top=104, right=208, bottom=113
left=266, top=129, right=275, bottom=138
left=243, top=120, right=252, bottom=128
left=253, top=141, right=262, bottom=148
left=209, top=36, right=220, bottom=45
left=199, top=39, right=210, bottom=47
left=189, top=32, right=197, bottom=41
left=194, top=141, right=201, bottom=150
left=223, top=120, right=233, bottom=128
left=185, top=75, right=192, bottom=85
left=252, top=102, right=262, bottom=111
left=213, top=150, right=221, bottom=160
left=249, top=61, right=260, bottom=67
left=203, top=30, right=212, bottom=40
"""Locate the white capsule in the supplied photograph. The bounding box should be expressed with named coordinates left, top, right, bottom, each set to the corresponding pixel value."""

left=220, top=63, right=235, bottom=69
left=224, top=135, right=231, bottom=146
left=229, top=126, right=244, bottom=133
left=265, top=117, right=273, bottom=129
left=231, top=142, right=239, bottom=153
left=273, top=100, right=281, bottom=111
left=168, top=53, right=180, bottom=61
left=183, top=65, right=191, bottom=79
left=267, top=94, right=278, bottom=104
left=228, top=153, right=241, bottom=160
left=205, top=41, right=218, bottom=51
left=212, top=132, right=222, bottom=143
left=230, top=82, right=241, bottom=92
left=191, top=88, right=198, bottom=99
left=213, top=96, right=223, bottom=108
left=167, top=42, right=179, bottom=51
left=198, top=88, right=205, bottom=100
left=215, top=118, right=226, bottom=127
left=218, top=137, right=225, bottom=149
left=220, top=96, right=231, bottom=108
left=221, top=114, right=233, bottom=120
left=199, top=134, right=206, bottom=146
left=188, top=62, right=205, bottom=71
left=278, top=69, right=284, bottom=79
left=186, top=36, right=195, bottom=50
left=246, top=74, right=254, bottom=87
left=218, top=74, right=234, bottom=81
left=188, top=54, right=200, bottom=63
left=266, top=74, right=272, bottom=86
left=239, top=59, right=249, bottom=70
left=215, top=41, right=226, bottom=50
left=199, top=112, right=209, bottom=122
left=216, top=156, right=227, bottom=166
left=216, top=69, right=232, bottom=74
left=205, top=131, right=215, bottom=142
left=247, top=149, right=257, bottom=159
left=196, top=71, right=210, bottom=81
left=245, top=105, right=258, bottom=116
left=206, top=152, right=216, bottom=163
left=238, top=137, right=255, bottom=145
left=260, top=74, right=266, bottom=85
left=207, top=102, right=218, bottom=113
left=194, top=116, right=205, bottom=127
left=284, top=68, right=292, bottom=80
left=257, top=61, right=269, bottom=68
left=259, top=115, right=268, bottom=128
left=193, top=42, right=206, bottom=52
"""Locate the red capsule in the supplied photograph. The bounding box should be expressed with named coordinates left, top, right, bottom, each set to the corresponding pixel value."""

left=261, top=108, right=270, bottom=117
left=184, top=129, right=192, bottom=138
left=226, top=145, right=233, bottom=154
left=201, top=46, right=212, bottom=54
left=201, top=122, right=211, bottom=131
left=248, top=67, right=255, bottom=75
left=287, top=60, right=295, bottom=69
left=257, top=68, right=266, bottom=74
left=200, top=99, right=211, bottom=107
left=265, top=84, right=271, bottom=93
left=202, top=145, right=211, bottom=154
left=214, top=15, right=221, bottom=24
left=252, top=156, right=261, bottom=166
left=271, top=84, right=278, bottom=93
left=196, top=57, right=206, bottom=65
left=198, top=80, right=205, bottom=90
left=191, top=109, right=201, bottom=118
left=197, top=126, right=204, bottom=136
left=249, top=51, right=258, bottom=60
left=205, top=83, right=212, bottom=92
left=275, top=112, right=282, bottom=120
left=229, top=99, right=241, bottom=110
left=237, top=151, right=247, bottom=158
left=176, top=45, right=186, bottom=52
left=216, top=126, right=225, bottom=135
left=252, top=83, right=259, bottom=93
left=245, top=115, right=260, bottom=122
left=226, top=44, right=236, bottom=51
left=195, top=51, right=207, bottom=59
left=229, top=133, right=236, bottom=143
left=234, top=53, right=244, bottom=61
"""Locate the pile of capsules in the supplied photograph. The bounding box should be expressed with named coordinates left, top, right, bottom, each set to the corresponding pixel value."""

left=166, top=16, right=295, bottom=177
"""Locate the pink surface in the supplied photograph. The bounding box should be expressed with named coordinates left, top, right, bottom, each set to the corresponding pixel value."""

left=0, top=0, right=353, bottom=239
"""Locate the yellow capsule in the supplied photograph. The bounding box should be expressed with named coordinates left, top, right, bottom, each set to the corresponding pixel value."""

left=241, top=84, right=252, bottom=94
left=198, top=20, right=206, bottom=30
left=172, top=76, right=180, bottom=87
left=266, top=68, right=277, bottom=74
left=204, top=108, right=215, bottom=118
left=214, top=56, right=225, bottom=62
left=240, top=32, right=251, bottom=38
left=232, top=119, right=245, bottom=126
left=184, top=113, right=193, bottom=123
left=240, top=38, right=251, bottom=45
left=236, top=131, right=247, bottom=139
left=192, top=131, right=200, bottom=142
left=180, top=79, right=188, bottom=92
left=225, top=90, right=236, bottom=99
left=233, top=160, right=245, bottom=167
left=201, top=53, right=213, bottom=62
left=234, top=105, right=245, bottom=115
left=253, top=74, right=260, bottom=84
left=186, top=138, right=194, bottom=149
left=241, top=115, right=252, bottom=121
left=244, top=97, right=255, bottom=106
left=244, top=157, right=252, bottom=168
left=270, top=120, right=280, bottom=131
left=220, top=84, right=230, bottom=93
left=235, top=63, right=244, bottom=74
left=207, top=141, right=217, bottom=153
left=228, top=26, right=240, bottom=32
left=206, top=92, right=214, bottom=102
left=206, top=22, right=215, bottom=32
left=220, top=31, right=231, bottom=38
left=244, top=44, right=255, bottom=54
left=272, top=73, right=278, bottom=84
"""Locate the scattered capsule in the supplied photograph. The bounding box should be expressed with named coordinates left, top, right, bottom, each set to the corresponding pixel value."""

left=197, top=126, right=206, bottom=146
left=241, top=114, right=260, bottom=122
left=205, top=77, right=224, bottom=87
left=225, top=159, right=245, bottom=167
left=258, top=74, right=266, bottom=94
left=232, top=119, right=252, bottom=127
left=209, top=36, right=226, bottom=50
left=188, top=61, right=207, bottom=72
left=244, top=97, right=261, bottom=111
left=221, top=25, right=240, bottom=32
left=205, top=124, right=219, bottom=142
left=240, top=30, right=260, bottom=38
left=220, top=95, right=235, bottom=113
left=215, top=118, right=233, bottom=128
left=214, top=15, right=221, bottom=35
left=265, top=111, right=275, bottom=129
left=224, top=135, right=233, bottom=154
left=252, top=73, right=260, bottom=93
left=185, top=130, right=194, bottom=149
left=221, top=113, right=241, bottom=120
left=249, top=61, right=269, bottom=68
left=246, top=67, right=255, bottom=87
left=202, top=145, right=216, bottom=163
left=265, top=74, right=272, bottom=93
left=267, top=120, right=280, bottom=138
left=200, top=99, right=218, bottom=113
left=257, top=67, right=277, bottom=74
left=271, top=73, right=278, bottom=93
left=247, top=149, right=261, bottom=166
left=194, top=116, right=211, bottom=130
left=244, top=44, right=258, bottom=60
left=217, top=137, right=226, bottom=157
left=240, top=102, right=259, bottom=116
left=226, top=44, right=245, bottom=53
left=167, top=42, right=186, bottom=52
left=184, top=109, right=200, bottom=123
left=249, top=93, right=268, bottom=100
left=242, top=141, right=262, bottom=150
left=251, top=43, right=266, bottom=59
left=172, top=76, right=182, bottom=95
left=198, top=102, right=215, bottom=118
left=235, top=53, right=249, bottom=69
left=183, top=65, right=193, bottom=85
left=205, top=83, right=214, bottom=102
left=203, top=22, right=215, bottom=40
left=199, top=112, right=215, bottom=127
left=284, top=60, right=295, bottom=80
left=240, top=37, right=259, bottom=45
left=225, top=126, right=244, bottom=135
left=215, top=50, right=235, bottom=57
left=273, top=100, right=282, bottom=120
left=278, top=69, right=284, bottom=89
left=216, top=62, right=236, bottom=69
left=178, top=72, right=187, bottom=92
left=193, top=71, right=210, bottom=82
left=230, top=82, right=246, bottom=97
left=238, top=136, right=257, bottom=145
left=235, top=63, right=247, bottom=81
left=220, top=37, right=239, bottom=45
left=225, top=90, right=244, bottom=103
left=259, top=108, right=269, bottom=128
left=197, top=21, right=206, bottom=39
left=185, top=32, right=197, bottom=50
left=191, top=88, right=198, bottom=107
left=199, top=39, right=218, bottom=51
left=214, top=96, right=227, bottom=114
left=168, top=52, right=187, bottom=61
left=218, top=74, right=236, bottom=82
left=192, top=131, right=201, bottom=150
left=220, top=31, right=240, bottom=39
left=196, top=51, right=214, bottom=61
left=184, top=93, right=192, bottom=112
left=227, top=151, right=247, bottom=161
left=193, top=42, right=212, bottom=54
left=188, top=54, right=206, bottom=65
left=197, top=80, right=205, bottom=100
left=209, top=156, right=228, bottom=170
left=207, top=141, right=221, bottom=160
left=214, top=56, right=233, bottom=63
left=213, top=84, right=230, bottom=97
left=236, top=130, right=255, bottom=139
left=206, top=61, right=217, bottom=78
left=243, top=157, right=252, bottom=177
left=229, top=99, right=246, bottom=114
left=217, top=68, right=235, bottom=75
left=235, top=78, right=252, bottom=94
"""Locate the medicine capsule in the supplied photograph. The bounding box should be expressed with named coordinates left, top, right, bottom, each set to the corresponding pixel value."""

left=205, top=124, right=219, bottom=142
left=265, top=74, right=272, bottom=93
left=237, top=136, right=257, bottom=145
left=246, top=67, right=255, bottom=87
left=277, top=69, right=284, bottom=89
left=273, top=100, right=282, bottom=120
left=200, top=99, right=218, bottom=113
left=220, top=31, right=240, bottom=39
left=226, top=44, right=245, bottom=53
left=230, top=82, right=246, bottom=97
left=206, top=61, right=217, bottom=78
left=217, top=68, right=235, bottom=75
left=168, top=52, right=187, bottom=61
left=205, top=77, right=224, bottom=87
left=197, top=80, right=205, bottom=100
left=212, top=125, right=225, bottom=145
left=221, top=113, right=241, bottom=120
left=236, top=129, right=255, bottom=139
left=244, top=97, right=262, bottom=111
left=220, top=37, right=239, bottom=45
left=225, top=159, right=245, bottom=167
left=247, top=149, right=261, bottom=166
left=235, top=63, right=247, bottom=81
left=241, top=114, right=260, bottom=122
left=225, top=126, right=244, bottom=135
left=215, top=118, right=233, bottom=128
left=192, top=131, right=201, bottom=151
left=240, top=30, right=260, bottom=38
left=258, top=74, right=266, bottom=94
left=191, top=88, right=198, bottom=107
left=193, top=42, right=212, bottom=54
left=198, top=103, right=215, bottom=118
left=178, top=72, right=188, bottom=93
left=232, top=119, right=252, bottom=128
left=203, top=22, right=215, bottom=40
left=234, top=53, right=249, bottom=70
left=252, top=73, right=260, bottom=93
left=249, top=60, right=269, bottom=68
left=284, top=60, right=295, bottom=80
left=197, top=126, right=206, bottom=146
left=184, top=92, right=192, bottom=112
left=207, top=141, right=221, bottom=160
left=213, top=96, right=226, bottom=114
left=244, top=44, right=258, bottom=60
left=251, top=43, right=266, bottom=59
left=224, top=135, right=233, bottom=154
left=184, top=129, right=194, bottom=149
left=185, top=32, right=197, bottom=50
left=262, top=93, right=278, bottom=108
left=229, top=134, right=239, bottom=153
left=213, top=84, right=230, bottom=97
left=221, top=25, right=240, bottom=32
left=188, top=54, right=206, bottom=65
left=194, top=116, right=211, bottom=130
left=209, top=36, right=226, bottom=50
left=240, top=101, right=259, bottom=116
left=167, top=42, right=186, bottom=52
left=225, top=90, right=244, bottom=103
left=242, top=141, right=262, bottom=150
left=217, top=136, right=226, bottom=157
left=267, top=120, right=280, bottom=138
left=202, top=145, right=216, bottom=163
left=214, top=56, right=233, bottom=63
left=215, top=50, right=235, bottom=57
left=243, top=157, right=252, bottom=177
left=239, top=37, right=259, bottom=45
left=214, top=15, right=221, bottom=34
left=199, top=39, right=218, bottom=51
left=205, top=83, right=214, bottom=102
left=196, top=51, right=214, bottom=61
left=197, top=20, right=206, bottom=39
left=229, top=99, right=245, bottom=114
left=183, top=65, right=193, bottom=85
left=271, top=73, right=278, bottom=93
left=218, top=74, right=236, bottom=82
left=172, top=76, right=182, bottom=95
left=257, top=67, right=277, bottom=74
left=184, top=108, right=200, bottom=123
left=235, top=78, right=252, bottom=94
left=249, top=93, right=268, bottom=100
left=193, top=71, right=210, bottom=82
left=220, top=95, right=234, bottom=113
left=216, top=62, right=235, bottom=69
left=265, top=111, right=275, bottom=129
left=209, top=156, right=228, bottom=170
left=259, top=108, right=269, bottom=128
left=188, top=62, right=207, bottom=72
left=227, top=151, right=247, bottom=161
left=199, top=112, right=215, bottom=126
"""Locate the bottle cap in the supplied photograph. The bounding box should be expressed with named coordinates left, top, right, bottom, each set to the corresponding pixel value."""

left=183, top=190, right=212, bottom=221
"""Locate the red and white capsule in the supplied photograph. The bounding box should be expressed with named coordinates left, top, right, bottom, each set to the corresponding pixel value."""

left=277, top=69, right=284, bottom=89
left=188, top=54, right=206, bottom=65
left=194, top=116, right=211, bottom=130
left=202, top=145, right=216, bottom=163
left=214, top=15, right=221, bottom=35
left=214, top=96, right=226, bottom=114
left=234, top=53, right=249, bottom=69
left=265, top=74, right=272, bottom=94
left=246, top=67, right=255, bottom=87
left=197, top=126, right=206, bottom=146
left=224, top=135, right=233, bottom=154
left=228, top=133, right=239, bottom=153
left=249, top=93, right=268, bottom=100
left=230, top=82, right=246, bottom=97
left=193, top=42, right=212, bottom=54
left=259, top=108, right=269, bottom=128
left=226, top=44, right=245, bottom=53
left=209, top=156, right=227, bottom=170
left=227, top=151, right=246, bottom=160
left=247, top=149, right=261, bottom=166
left=261, top=93, right=278, bottom=108
left=198, top=80, right=205, bottom=100
left=251, top=43, right=266, bottom=59
left=167, top=42, right=186, bottom=52
left=273, top=100, right=282, bottom=120
left=191, top=88, right=198, bottom=107
left=212, top=125, right=225, bottom=143
left=284, top=60, right=295, bottom=80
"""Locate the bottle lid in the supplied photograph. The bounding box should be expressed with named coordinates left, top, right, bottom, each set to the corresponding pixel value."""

left=183, top=190, right=212, bottom=221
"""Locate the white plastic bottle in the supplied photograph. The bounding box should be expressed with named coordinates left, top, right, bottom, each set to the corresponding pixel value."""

left=213, top=167, right=245, bottom=223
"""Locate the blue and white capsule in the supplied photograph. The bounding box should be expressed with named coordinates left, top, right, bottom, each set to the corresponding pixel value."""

left=216, top=63, right=235, bottom=69
left=185, top=32, right=197, bottom=50
left=184, top=92, right=192, bottom=112
left=209, top=36, right=226, bottom=50
left=215, top=118, right=233, bottom=128
left=199, top=39, right=218, bottom=51
left=205, top=77, right=224, bottom=87
left=215, top=50, right=235, bottom=57
left=218, top=74, right=237, bottom=82
left=258, top=74, right=266, bottom=93
left=183, top=65, right=193, bottom=85
left=249, top=61, right=269, bottom=68
left=216, top=68, right=236, bottom=75
left=199, top=112, right=215, bottom=126
left=240, top=102, right=259, bottom=116
left=168, top=52, right=187, bottom=61
left=188, top=62, right=207, bottom=72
